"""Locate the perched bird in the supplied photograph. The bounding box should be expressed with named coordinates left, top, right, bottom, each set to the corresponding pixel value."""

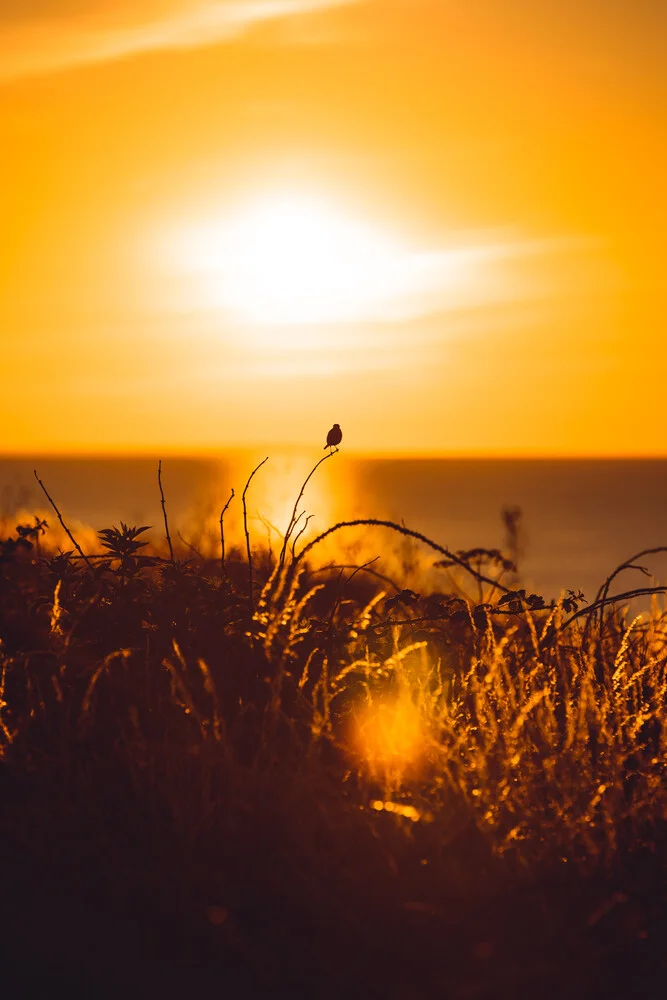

left=325, top=423, right=342, bottom=450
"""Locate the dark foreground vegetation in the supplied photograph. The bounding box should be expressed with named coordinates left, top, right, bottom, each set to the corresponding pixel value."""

left=2, top=456, right=667, bottom=998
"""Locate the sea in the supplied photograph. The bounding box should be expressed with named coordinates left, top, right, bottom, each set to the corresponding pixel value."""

left=2, top=455, right=667, bottom=606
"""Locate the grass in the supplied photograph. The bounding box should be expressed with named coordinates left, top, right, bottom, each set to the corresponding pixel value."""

left=1, top=455, right=667, bottom=998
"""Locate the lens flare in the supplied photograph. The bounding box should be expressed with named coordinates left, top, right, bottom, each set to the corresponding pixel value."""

left=349, top=688, right=428, bottom=784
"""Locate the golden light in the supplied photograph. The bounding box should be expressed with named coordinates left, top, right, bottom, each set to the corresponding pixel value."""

left=175, top=450, right=351, bottom=560
left=226, top=450, right=343, bottom=545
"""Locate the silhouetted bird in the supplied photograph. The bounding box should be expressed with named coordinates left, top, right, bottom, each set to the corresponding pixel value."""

left=325, top=423, right=342, bottom=450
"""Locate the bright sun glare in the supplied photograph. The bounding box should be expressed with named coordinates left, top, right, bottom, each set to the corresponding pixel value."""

left=176, top=192, right=441, bottom=327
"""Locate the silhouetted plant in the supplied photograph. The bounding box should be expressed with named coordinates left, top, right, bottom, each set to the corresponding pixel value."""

left=2, top=457, right=667, bottom=976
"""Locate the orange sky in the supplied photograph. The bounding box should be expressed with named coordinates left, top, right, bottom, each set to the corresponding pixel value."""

left=1, top=0, right=665, bottom=456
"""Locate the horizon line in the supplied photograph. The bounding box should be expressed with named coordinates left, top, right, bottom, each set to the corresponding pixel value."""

left=3, top=448, right=667, bottom=462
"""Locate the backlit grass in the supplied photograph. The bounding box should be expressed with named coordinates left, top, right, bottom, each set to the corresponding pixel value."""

left=1, top=459, right=667, bottom=997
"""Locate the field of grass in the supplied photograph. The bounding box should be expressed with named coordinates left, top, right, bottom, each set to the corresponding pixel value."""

left=1, top=455, right=667, bottom=998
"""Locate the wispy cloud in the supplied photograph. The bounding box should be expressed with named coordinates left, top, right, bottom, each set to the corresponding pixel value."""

left=0, top=0, right=360, bottom=83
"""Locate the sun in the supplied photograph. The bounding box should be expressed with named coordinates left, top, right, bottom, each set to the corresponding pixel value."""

left=176, top=191, right=408, bottom=327
left=167, top=188, right=485, bottom=339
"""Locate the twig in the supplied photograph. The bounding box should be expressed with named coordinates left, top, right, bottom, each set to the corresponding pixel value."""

left=157, top=460, right=175, bottom=567
left=69, top=552, right=170, bottom=563
left=308, top=561, right=401, bottom=593
left=334, top=557, right=379, bottom=618
left=256, top=513, right=278, bottom=565
left=291, top=509, right=306, bottom=536
left=176, top=531, right=203, bottom=560
left=219, top=487, right=235, bottom=576
left=594, top=547, right=667, bottom=631
left=485, top=566, right=512, bottom=604
left=242, top=457, right=268, bottom=611
left=367, top=614, right=454, bottom=631
left=291, top=513, right=314, bottom=560
left=278, top=450, right=337, bottom=571
left=558, top=586, right=667, bottom=633
left=324, top=558, right=379, bottom=644
left=33, top=471, right=94, bottom=572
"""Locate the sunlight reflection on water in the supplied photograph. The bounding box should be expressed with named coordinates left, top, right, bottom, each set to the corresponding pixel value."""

left=1, top=455, right=667, bottom=601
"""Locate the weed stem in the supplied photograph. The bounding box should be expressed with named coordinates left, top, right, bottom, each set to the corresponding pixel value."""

left=158, top=460, right=175, bottom=567
left=33, top=470, right=94, bottom=572
left=242, top=457, right=268, bottom=611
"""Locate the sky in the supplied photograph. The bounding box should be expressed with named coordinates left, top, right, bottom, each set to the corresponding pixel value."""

left=1, top=0, right=665, bottom=456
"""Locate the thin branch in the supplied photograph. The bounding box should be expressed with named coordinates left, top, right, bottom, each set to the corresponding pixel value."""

left=176, top=531, right=203, bottom=560
left=278, top=449, right=337, bottom=571
left=485, top=566, right=512, bottom=605
left=219, top=487, right=235, bottom=576
left=292, top=518, right=513, bottom=595
left=594, top=547, right=667, bottom=631
left=157, top=460, right=175, bottom=567
left=558, top=586, right=667, bottom=633
left=367, top=615, right=454, bottom=631
left=69, top=553, right=126, bottom=561
left=291, top=513, right=314, bottom=560
left=33, top=471, right=94, bottom=572
left=256, top=513, right=280, bottom=557
left=242, top=457, right=268, bottom=611
left=68, top=552, right=173, bottom=564
left=308, top=561, right=401, bottom=593
left=291, top=509, right=307, bottom=536
left=338, top=557, right=379, bottom=604
left=326, top=558, right=379, bottom=634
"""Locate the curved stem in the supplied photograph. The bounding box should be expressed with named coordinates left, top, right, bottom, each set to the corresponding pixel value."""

left=242, top=457, right=268, bottom=611
left=292, top=518, right=513, bottom=595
